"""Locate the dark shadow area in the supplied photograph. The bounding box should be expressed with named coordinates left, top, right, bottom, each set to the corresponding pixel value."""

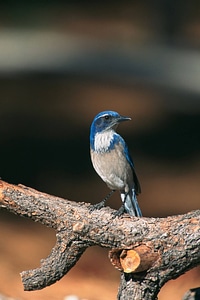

left=0, top=2, right=200, bottom=299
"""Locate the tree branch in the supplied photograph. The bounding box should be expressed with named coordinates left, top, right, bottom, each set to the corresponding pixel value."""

left=0, top=180, right=199, bottom=299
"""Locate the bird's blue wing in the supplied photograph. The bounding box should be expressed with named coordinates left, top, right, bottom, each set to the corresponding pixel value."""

left=123, top=141, right=134, bottom=168
left=122, top=139, right=141, bottom=195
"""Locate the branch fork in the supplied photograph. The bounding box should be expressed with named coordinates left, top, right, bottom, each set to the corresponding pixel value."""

left=0, top=180, right=199, bottom=299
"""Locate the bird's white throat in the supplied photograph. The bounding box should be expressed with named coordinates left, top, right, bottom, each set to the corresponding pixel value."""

left=94, top=131, right=114, bottom=152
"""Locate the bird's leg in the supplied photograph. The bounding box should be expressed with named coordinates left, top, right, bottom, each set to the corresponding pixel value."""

left=113, top=204, right=126, bottom=217
left=112, top=192, right=127, bottom=217
left=91, top=190, right=115, bottom=211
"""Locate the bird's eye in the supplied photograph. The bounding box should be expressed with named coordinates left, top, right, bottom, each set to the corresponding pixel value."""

left=95, top=115, right=111, bottom=127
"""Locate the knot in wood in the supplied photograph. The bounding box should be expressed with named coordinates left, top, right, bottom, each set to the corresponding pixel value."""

left=72, top=221, right=86, bottom=233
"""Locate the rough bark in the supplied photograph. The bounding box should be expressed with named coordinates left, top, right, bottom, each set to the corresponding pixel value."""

left=0, top=180, right=199, bottom=300
left=182, top=288, right=200, bottom=300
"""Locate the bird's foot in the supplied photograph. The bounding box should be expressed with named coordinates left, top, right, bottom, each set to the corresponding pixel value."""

left=90, top=190, right=115, bottom=212
left=90, top=199, right=107, bottom=211
left=112, top=204, right=126, bottom=218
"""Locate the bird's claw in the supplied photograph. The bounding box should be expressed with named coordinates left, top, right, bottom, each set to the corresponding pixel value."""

left=90, top=199, right=106, bottom=212
left=90, top=190, right=115, bottom=212
left=112, top=204, right=126, bottom=218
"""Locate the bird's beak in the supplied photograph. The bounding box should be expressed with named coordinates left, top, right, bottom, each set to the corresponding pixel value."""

left=108, top=114, right=131, bottom=130
left=118, top=115, right=131, bottom=123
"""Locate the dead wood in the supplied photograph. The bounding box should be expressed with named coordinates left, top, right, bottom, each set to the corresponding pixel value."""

left=0, top=180, right=199, bottom=300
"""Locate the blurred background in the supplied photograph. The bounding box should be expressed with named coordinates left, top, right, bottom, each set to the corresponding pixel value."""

left=0, top=1, right=200, bottom=299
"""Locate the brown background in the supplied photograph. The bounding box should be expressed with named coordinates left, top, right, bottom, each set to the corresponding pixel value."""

left=0, top=2, right=200, bottom=299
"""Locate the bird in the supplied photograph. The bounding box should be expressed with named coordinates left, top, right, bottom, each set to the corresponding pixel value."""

left=90, top=110, right=142, bottom=217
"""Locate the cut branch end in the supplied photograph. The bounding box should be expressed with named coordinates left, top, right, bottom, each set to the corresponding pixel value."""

left=109, top=245, right=159, bottom=273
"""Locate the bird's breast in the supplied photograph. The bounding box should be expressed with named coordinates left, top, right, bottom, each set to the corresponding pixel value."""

left=93, top=131, right=115, bottom=153
left=90, top=144, right=133, bottom=191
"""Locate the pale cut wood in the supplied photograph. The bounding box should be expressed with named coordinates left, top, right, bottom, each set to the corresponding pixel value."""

left=0, top=180, right=199, bottom=300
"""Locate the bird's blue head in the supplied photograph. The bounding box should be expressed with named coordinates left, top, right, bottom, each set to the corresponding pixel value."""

left=90, top=110, right=131, bottom=148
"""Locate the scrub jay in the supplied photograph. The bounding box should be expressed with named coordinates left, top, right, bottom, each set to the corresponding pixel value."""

left=90, top=110, right=142, bottom=217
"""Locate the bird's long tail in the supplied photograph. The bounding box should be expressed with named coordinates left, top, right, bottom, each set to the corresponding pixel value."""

left=121, top=189, right=142, bottom=217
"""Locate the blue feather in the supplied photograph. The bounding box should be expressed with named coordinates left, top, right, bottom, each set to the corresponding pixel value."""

left=90, top=110, right=142, bottom=217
